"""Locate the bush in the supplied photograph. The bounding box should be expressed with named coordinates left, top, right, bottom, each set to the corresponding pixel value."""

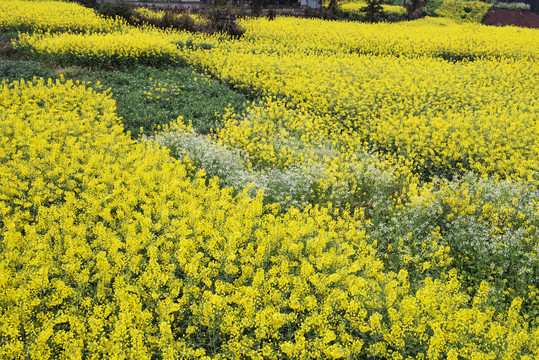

left=423, top=0, right=445, bottom=16
left=339, top=2, right=407, bottom=21
left=97, top=0, right=133, bottom=20
left=361, top=0, right=389, bottom=22
left=267, top=8, right=277, bottom=20
left=493, top=1, right=531, bottom=10
left=435, top=0, right=492, bottom=22
left=134, top=9, right=198, bottom=32
left=203, top=8, right=246, bottom=39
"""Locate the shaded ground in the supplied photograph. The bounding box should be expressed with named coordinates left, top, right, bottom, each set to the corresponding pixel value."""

left=483, top=8, right=539, bottom=28
left=0, top=38, right=16, bottom=61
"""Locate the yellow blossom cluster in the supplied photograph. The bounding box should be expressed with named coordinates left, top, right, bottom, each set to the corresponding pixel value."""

left=340, top=2, right=407, bottom=18
left=184, top=17, right=538, bottom=182
left=214, top=99, right=416, bottom=212
left=435, top=0, right=492, bottom=23
left=236, top=16, right=538, bottom=60
left=144, top=79, right=183, bottom=102
left=15, top=28, right=199, bottom=67
left=0, top=0, right=121, bottom=34
left=4, top=0, right=218, bottom=68
left=2, top=77, right=539, bottom=359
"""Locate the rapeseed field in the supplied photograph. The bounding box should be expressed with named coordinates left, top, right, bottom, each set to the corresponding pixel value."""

left=1, top=0, right=538, bottom=358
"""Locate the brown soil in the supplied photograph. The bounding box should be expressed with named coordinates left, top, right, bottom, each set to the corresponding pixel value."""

left=0, top=38, right=17, bottom=61
left=482, top=8, right=539, bottom=29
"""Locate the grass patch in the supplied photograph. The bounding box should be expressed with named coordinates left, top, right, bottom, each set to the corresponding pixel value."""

left=0, top=60, right=57, bottom=82
left=58, top=65, right=257, bottom=138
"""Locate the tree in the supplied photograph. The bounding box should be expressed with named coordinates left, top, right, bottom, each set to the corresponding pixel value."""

left=361, top=0, right=387, bottom=22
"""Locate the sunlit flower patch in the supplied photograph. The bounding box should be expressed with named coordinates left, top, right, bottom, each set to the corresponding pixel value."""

left=0, top=0, right=121, bottom=34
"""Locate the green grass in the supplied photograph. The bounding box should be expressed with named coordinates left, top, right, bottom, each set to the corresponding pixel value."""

left=58, top=65, right=256, bottom=138
left=0, top=60, right=57, bottom=83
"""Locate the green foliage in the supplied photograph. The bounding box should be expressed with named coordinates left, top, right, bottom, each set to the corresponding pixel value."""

left=0, top=60, right=57, bottom=82
left=493, top=1, right=531, bottom=10
left=0, top=30, right=18, bottom=42
left=133, top=9, right=198, bottom=33
left=97, top=0, right=133, bottom=20
left=266, top=9, right=277, bottom=20
left=423, top=0, right=445, bottom=16
left=435, top=0, right=492, bottom=22
left=328, top=0, right=342, bottom=15
left=339, top=2, right=406, bottom=21
left=61, top=65, right=254, bottom=138
left=0, top=37, right=16, bottom=59
left=361, top=0, right=388, bottom=22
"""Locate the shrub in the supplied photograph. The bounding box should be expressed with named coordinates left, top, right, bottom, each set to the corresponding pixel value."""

left=423, top=0, right=445, bottom=16
left=267, top=8, right=277, bottom=20
left=435, top=0, right=492, bottom=22
left=361, top=0, right=389, bottom=21
left=97, top=0, right=134, bottom=20
left=134, top=9, right=198, bottom=32
left=339, top=2, right=407, bottom=21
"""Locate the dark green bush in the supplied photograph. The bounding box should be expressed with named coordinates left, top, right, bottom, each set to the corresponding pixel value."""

left=362, top=0, right=388, bottom=22
left=97, top=0, right=134, bottom=20
left=423, top=0, right=445, bottom=16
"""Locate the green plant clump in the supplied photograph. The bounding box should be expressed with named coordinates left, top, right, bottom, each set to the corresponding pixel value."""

left=60, top=65, right=254, bottom=138
left=435, top=0, right=492, bottom=22
left=493, top=1, right=531, bottom=10
left=0, top=60, right=57, bottom=82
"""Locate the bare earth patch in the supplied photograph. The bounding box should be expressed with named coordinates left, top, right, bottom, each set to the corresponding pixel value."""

left=483, top=8, right=539, bottom=29
left=0, top=38, right=17, bottom=61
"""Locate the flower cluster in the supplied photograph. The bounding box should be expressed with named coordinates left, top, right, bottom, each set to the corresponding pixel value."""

left=14, top=28, right=192, bottom=68
left=184, top=18, right=538, bottom=182
left=0, top=0, right=121, bottom=34
left=236, top=16, right=538, bottom=60
left=435, top=0, right=492, bottom=23
left=3, top=1, right=539, bottom=357
left=1, top=79, right=539, bottom=359
left=144, top=79, right=183, bottom=102
left=5, top=0, right=218, bottom=68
